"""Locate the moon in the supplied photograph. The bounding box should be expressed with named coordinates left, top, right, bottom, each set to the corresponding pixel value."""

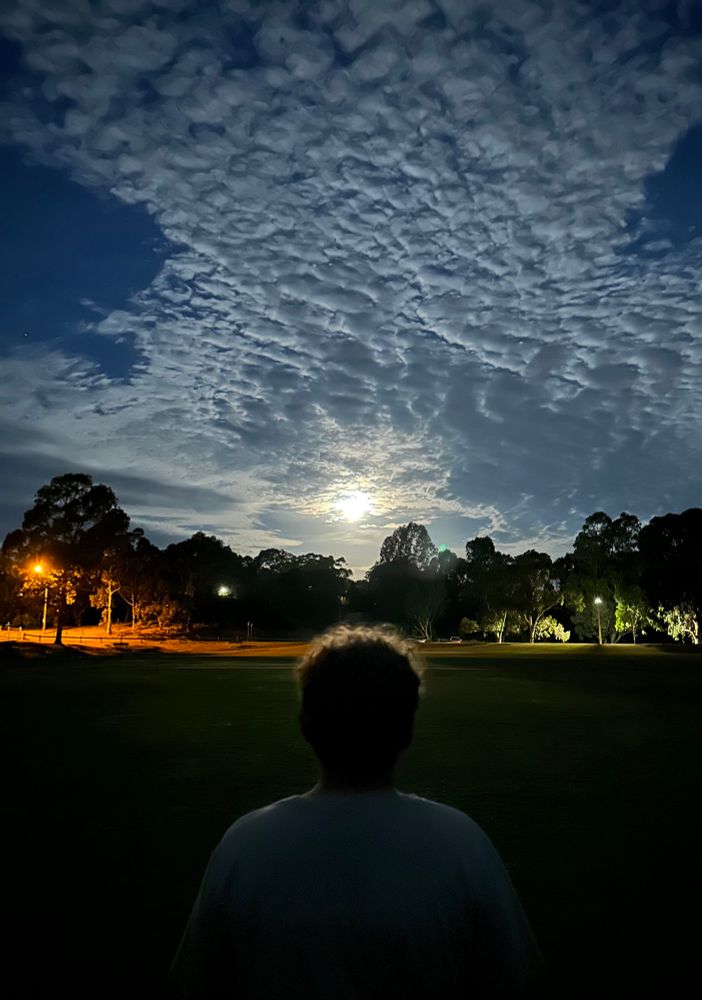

left=336, top=490, right=372, bottom=522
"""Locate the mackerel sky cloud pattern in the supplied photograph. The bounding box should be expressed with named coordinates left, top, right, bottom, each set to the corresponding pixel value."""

left=1, top=0, right=702, bottom=575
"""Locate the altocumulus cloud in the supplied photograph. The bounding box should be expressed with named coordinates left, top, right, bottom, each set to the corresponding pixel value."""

left=2, top=0, right=702, bottom=574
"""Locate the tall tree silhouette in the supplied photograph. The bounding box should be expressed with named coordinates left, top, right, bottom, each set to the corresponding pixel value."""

left=2, top=473, right=129, bottom=644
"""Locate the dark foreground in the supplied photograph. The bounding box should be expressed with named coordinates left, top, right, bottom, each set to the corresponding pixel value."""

left=1, top=644, right=701, bottom=999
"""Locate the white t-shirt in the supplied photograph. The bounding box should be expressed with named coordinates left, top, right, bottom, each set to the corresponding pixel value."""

left=171, top=788, right=542, bottom=999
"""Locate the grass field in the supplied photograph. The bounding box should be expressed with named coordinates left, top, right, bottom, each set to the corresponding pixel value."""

left=2, top=643, right=701, bottom=999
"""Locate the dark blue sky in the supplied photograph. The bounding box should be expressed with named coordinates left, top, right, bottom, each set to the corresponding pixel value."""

left=1, top=0, right=702, bottom=575
left=1, top=145, right=167, bottom=377
left=631, top=122, right=702, bottom=251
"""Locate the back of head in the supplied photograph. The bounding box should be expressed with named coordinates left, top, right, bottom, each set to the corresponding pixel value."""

left=296, top=624, right=425, bottom=784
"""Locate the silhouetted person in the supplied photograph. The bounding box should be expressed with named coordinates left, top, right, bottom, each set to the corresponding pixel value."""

left=171, top=624, right=543, bottom=998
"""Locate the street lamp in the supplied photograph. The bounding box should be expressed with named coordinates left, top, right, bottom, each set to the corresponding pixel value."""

left=34, top=563, right=49, bottom=633
left=594, top=596, right=603, bottom=645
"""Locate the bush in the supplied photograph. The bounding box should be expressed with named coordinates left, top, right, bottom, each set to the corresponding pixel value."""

left=458, top=616, right=480, bottom=638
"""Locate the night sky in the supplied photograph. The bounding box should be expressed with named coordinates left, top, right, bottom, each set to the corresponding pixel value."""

left=2, top=0, right=702, bottom=577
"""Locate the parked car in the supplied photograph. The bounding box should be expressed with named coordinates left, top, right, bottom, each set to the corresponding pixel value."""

left=448, top=636, right=463, bottom=643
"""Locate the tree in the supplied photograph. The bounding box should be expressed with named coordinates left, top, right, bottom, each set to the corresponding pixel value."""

left=378, top=523, right=438, bottom=571
left=658, top=604, right=699, bottom=644
left=285, top=553, right=352, bottom=631
left=0, top=549, right=23, bottom=625
left=573, top=512, right=616, bottom=577
left=458, top=616, right=480, bottom=638
left=511, top=550, right=561, bottom=643
left=253, top=548, right=297, bottom=574
left=460, top=607, right=519, bottom=644
left=17, top=559, right=65, bottom=630
left=640, top=509, right=702, bottom=644
left=90, top=563, right=121, bottom=635
left=614, top=587, right=656, bottom=644
left=571, top=596, right=617, bottom=644
left=533, top=616, right=570, bottom=643
left=478, top=609, right=521, bottom=643
left=364, top=561, right=408, bottom=626
left=430, top=551, right=468, bottom=636
left=563, top=511, right=643, bottom=642
left=2, top=474, right=130, bottom=644
left=406, top=576, right=446, bottom=641
left=119, top=530, right=162, bottom=628
left=163, top=532, right=246, bottom=627
left=248, top=550, right=351, bottom=633
left=366, top=524, right=439, bottom=629
left=461, top=537, right=516, bottom=642
left=87, top=527, right=157, bottom=634
left=140, top=595, right=187, bottom=630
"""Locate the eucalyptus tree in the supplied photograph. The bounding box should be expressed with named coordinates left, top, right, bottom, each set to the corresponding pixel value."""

left=0, top=548, right=23, bottom=625
left=614, top=587, right=658, bottom=644
left=90, top=527, right=160, bottom=633
left=367, top=523, right=440, bottom=632
left=565, top=511, right=644, bottom=642
left=378, top=522, right=438, bottom=570
left=462, top=536, right=516, bottom=642
left=2, top=473, right=130, bottom=644
left=252, top=550, right=351, bottom=632
left=511, top=550, right=562, bottom=643
left=640, top=509, right=702, bottom=644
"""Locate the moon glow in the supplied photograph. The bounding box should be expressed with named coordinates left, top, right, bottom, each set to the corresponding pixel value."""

left=336, top=491, right=372, bottom=522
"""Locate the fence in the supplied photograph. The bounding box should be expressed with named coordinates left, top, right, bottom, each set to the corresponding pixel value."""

left=1, top=628, right=174, bottom=645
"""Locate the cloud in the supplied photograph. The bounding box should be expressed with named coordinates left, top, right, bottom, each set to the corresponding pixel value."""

left=2, top=0, right=702, bottom=572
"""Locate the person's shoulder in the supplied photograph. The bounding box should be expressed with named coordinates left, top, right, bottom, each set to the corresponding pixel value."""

left=234, top=793, right=304, bottom=824
left=226, top=793, right=304, bottom=828
left=214, top=794, right=306, bottom=851
left=399, top=790, right=479, bottom=823
left=398, top=791, right=491, bottom=842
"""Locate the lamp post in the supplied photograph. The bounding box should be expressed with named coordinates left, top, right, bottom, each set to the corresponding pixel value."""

left=34, top=563, right=49, bottom=632
left=594, top=596, right=603, bottom=645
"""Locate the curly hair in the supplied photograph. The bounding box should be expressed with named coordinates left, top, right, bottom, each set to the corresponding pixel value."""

left=296, top=623, right=426, bottom=780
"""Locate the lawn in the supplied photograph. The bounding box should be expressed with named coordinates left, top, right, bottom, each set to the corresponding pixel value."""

left=2, top=644, right=701, bottom=999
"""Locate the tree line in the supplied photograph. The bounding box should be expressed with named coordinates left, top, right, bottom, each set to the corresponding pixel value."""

left=1, top=473, right=701, bottom=645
